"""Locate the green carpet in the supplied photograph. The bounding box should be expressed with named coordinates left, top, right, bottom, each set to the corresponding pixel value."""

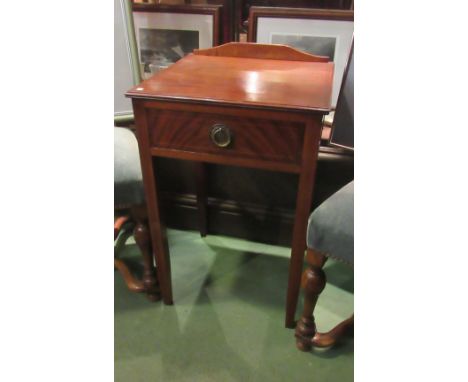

left=115, top=229, right=353, bottom=382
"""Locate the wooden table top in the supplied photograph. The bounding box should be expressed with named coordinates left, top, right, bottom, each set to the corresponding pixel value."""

left=126, top=54, right=334, bottom=113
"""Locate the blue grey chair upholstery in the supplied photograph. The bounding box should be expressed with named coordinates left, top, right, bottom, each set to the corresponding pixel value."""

left=114, top=127, right=145, bottom=208
left=114, top=127, right=159, bottom=301
left=307, top=181, right=354, bottom=265
left=295, top=181, right=354, bottom=351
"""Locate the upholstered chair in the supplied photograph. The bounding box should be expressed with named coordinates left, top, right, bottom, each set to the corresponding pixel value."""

left=295, top=181, right=354, bottom=350
left=114, top=127, right=159, bottom=301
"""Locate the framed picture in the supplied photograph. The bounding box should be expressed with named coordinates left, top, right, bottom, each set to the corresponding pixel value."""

left=115, top=0, right=140, bottom=120
left=132, top=3, right=222, bottom=79
left=330, top=39, right=353, bottom=150
left=187, top=0, right=234, bottom=42
left=248, top=7, right=353, bottom=107
left=236, top=1, right=354, bottom=39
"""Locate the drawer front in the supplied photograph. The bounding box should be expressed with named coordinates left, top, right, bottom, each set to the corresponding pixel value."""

left=147, top=109, right=305, bottom=164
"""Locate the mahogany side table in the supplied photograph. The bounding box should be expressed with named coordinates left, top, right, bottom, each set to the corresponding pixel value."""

left=126, top=42, right=333, bottom=328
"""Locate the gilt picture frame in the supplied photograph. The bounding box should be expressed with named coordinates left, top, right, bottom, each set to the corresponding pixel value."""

left=248, top=7, right=353, bottom=107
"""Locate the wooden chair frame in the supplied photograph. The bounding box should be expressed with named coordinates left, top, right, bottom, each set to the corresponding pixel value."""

left=295, top=248, right=353, bottom=350
left=114, top=204, right=160, bottom=301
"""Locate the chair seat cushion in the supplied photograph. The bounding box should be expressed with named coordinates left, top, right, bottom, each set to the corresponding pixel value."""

left=307, top=181, right=354, bottom=265
left=114, top=127, right=145, bottom=207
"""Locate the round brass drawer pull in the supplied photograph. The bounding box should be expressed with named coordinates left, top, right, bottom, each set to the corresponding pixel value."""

left=210, top=124, right=232, bottom=148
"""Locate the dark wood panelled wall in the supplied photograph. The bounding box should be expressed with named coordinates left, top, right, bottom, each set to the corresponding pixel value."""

left=156, top=152, right=353, bottom=246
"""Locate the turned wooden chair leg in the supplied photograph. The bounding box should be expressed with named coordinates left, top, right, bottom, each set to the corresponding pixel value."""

left=114, top=215, right=130, bottom=241
left=311, top=315, right=354, bottom=348
left=295, top=249, right=326, bottom=351
left=132, top=206, right=160, bottom=302
left=114, top=258, right=145, bottom=292
left=114, top=213, right=145, bottom=293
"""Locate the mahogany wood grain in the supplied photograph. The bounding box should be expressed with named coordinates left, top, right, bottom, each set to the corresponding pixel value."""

left=114, top=215, right=130, bottom=240
left=114, top=259, right=145, bottom=293
left=127, top=43, right=332, bottom=326
left=133, top=205, right=160, bottom=301
left=194, top=42, right=329, bottom=62
left=295, top=248, right=353, bottom=350
left=133, top=100, right=174, bottom=305
left=141, top=100, right=315, bottom=122
left=151, top=147, right=302, bottom=173
left=114, top=207, right=160, bottom=301
left=285, top=118, right=323, bottom=328
left=306, top=246, right=327, bottom=268
left=311, top=315, right=354, bottom=347
left=147, top=109, right=305, bottom=164
left=295, top=248, right=327, bottom=349
left=126, top=53, right=334, bottom=112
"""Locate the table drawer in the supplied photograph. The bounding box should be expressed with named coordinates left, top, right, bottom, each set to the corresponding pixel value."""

left=147, top=109, right=305, bottom=164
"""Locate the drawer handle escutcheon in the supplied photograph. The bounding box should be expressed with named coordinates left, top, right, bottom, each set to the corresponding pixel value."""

left=210, top=124, right=232, bottom=148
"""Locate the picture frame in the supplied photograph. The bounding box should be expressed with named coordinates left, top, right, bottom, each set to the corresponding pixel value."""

left=236, top=1, right=354, bottom=39
left=330, top=38, right=354, bottom=150
left=132, top=3, right=222, bottom=80
left=248, top=7, right=354, bottom=107
left=115, top=0, right=141, bottom=121
left=133, top=1, right=233, bottom=43
left=186, top=0, right=234, bottom=43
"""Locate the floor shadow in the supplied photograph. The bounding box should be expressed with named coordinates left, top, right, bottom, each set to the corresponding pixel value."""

left=200, top=245, right=290, bottom=310
left=200, top=244, right=354, bottom=360
left=323, top=261, right=354, bottom=293
left=203, top=243, right=353, bottom=308
left=115, top=232, right=354, bottom=380
left=115, top=286, right=271, bottom=381
left=162, top=290, right=271, bottom=381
